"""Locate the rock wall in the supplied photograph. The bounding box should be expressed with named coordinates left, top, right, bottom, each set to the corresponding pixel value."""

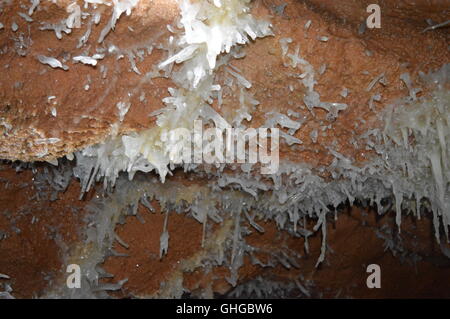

left=0, top=0, right=449, bottom=298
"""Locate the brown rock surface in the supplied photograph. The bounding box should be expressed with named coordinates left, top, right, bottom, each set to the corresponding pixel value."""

left=0, top=0, right=447, bottom=164
left=0, top=163, right=87, bottom=298
left=0, top=0, right=449, bottom=299
left=1, top=165, right=450, bottom=298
